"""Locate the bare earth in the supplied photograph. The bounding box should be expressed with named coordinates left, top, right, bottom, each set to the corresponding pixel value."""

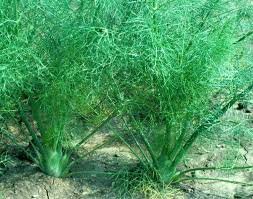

left=0, top=103, right=253, bottom=199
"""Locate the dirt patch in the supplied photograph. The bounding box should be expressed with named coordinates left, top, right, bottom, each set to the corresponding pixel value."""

left=2, top=137, right=253, bottom=199
left=0, top=102, right=253, bottom=199
left=0, top=133, right=141, bottom=199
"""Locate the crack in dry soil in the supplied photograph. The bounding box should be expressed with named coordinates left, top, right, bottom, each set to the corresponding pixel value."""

left=43, top=185, right=50, bottom=199
left=234, top=137, right=249, bottom=164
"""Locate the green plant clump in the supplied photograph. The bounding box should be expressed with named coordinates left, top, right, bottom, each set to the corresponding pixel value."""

left=0, top=0, right=114, bottom=177
left=0, top=0, right=253, bottom=188
left=95, top=0, right=253, bottom=184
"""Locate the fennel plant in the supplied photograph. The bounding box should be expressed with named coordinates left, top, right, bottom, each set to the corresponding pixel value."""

left=0, top=0, right=114, bottom=177
left=1, top=0, right=253, bottom=184
left=102, top=0, right=253, bottom=184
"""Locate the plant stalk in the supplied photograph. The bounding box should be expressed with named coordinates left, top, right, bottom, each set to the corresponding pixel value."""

left=168, top=82, right=253, bottom=180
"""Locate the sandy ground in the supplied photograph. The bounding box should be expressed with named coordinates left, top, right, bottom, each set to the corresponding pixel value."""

left=0, top=102, right=252, bottom=199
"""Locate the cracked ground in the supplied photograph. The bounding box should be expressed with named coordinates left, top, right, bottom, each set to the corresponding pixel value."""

left=0, top=101, right=252, bottom=199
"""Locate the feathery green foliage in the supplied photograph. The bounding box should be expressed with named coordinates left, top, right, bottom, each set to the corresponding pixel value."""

left=0, top=0, right=114, bottom=177
left=0, top=0, right=252, bottom=185
left=102, top=0, right=253, bottom=184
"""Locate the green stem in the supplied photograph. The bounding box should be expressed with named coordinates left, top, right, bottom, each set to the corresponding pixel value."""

left=233, top=30, right=253, bottom=44
left=152, top=0, right=157, bottom=32
left=139, top=129, right=159, bottom=170
left=157, top=120, right=173, bottom=166
left=74, top=138, right=116, bottom=163
left=73, top=111, right=116, bottom=150
left=0, top=127, right=36, bottom=162
left=174, top=165, right=253, bottom=181
left=180, top=177, right=253, bottom=186
left=168, top=119, right=188, bottom=162
left=169, top=82, right=253, bottom=176
left=18, top=103, right=43, bottom=152
left=129, top=115, right=159, bottom=170
left=180, top=165, right=253, bottom=175
left=121, top=117, right=152, bottom=167
left=112, top=127, right=149, bottom=170
left=185, top=0, right=219, bottom=51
